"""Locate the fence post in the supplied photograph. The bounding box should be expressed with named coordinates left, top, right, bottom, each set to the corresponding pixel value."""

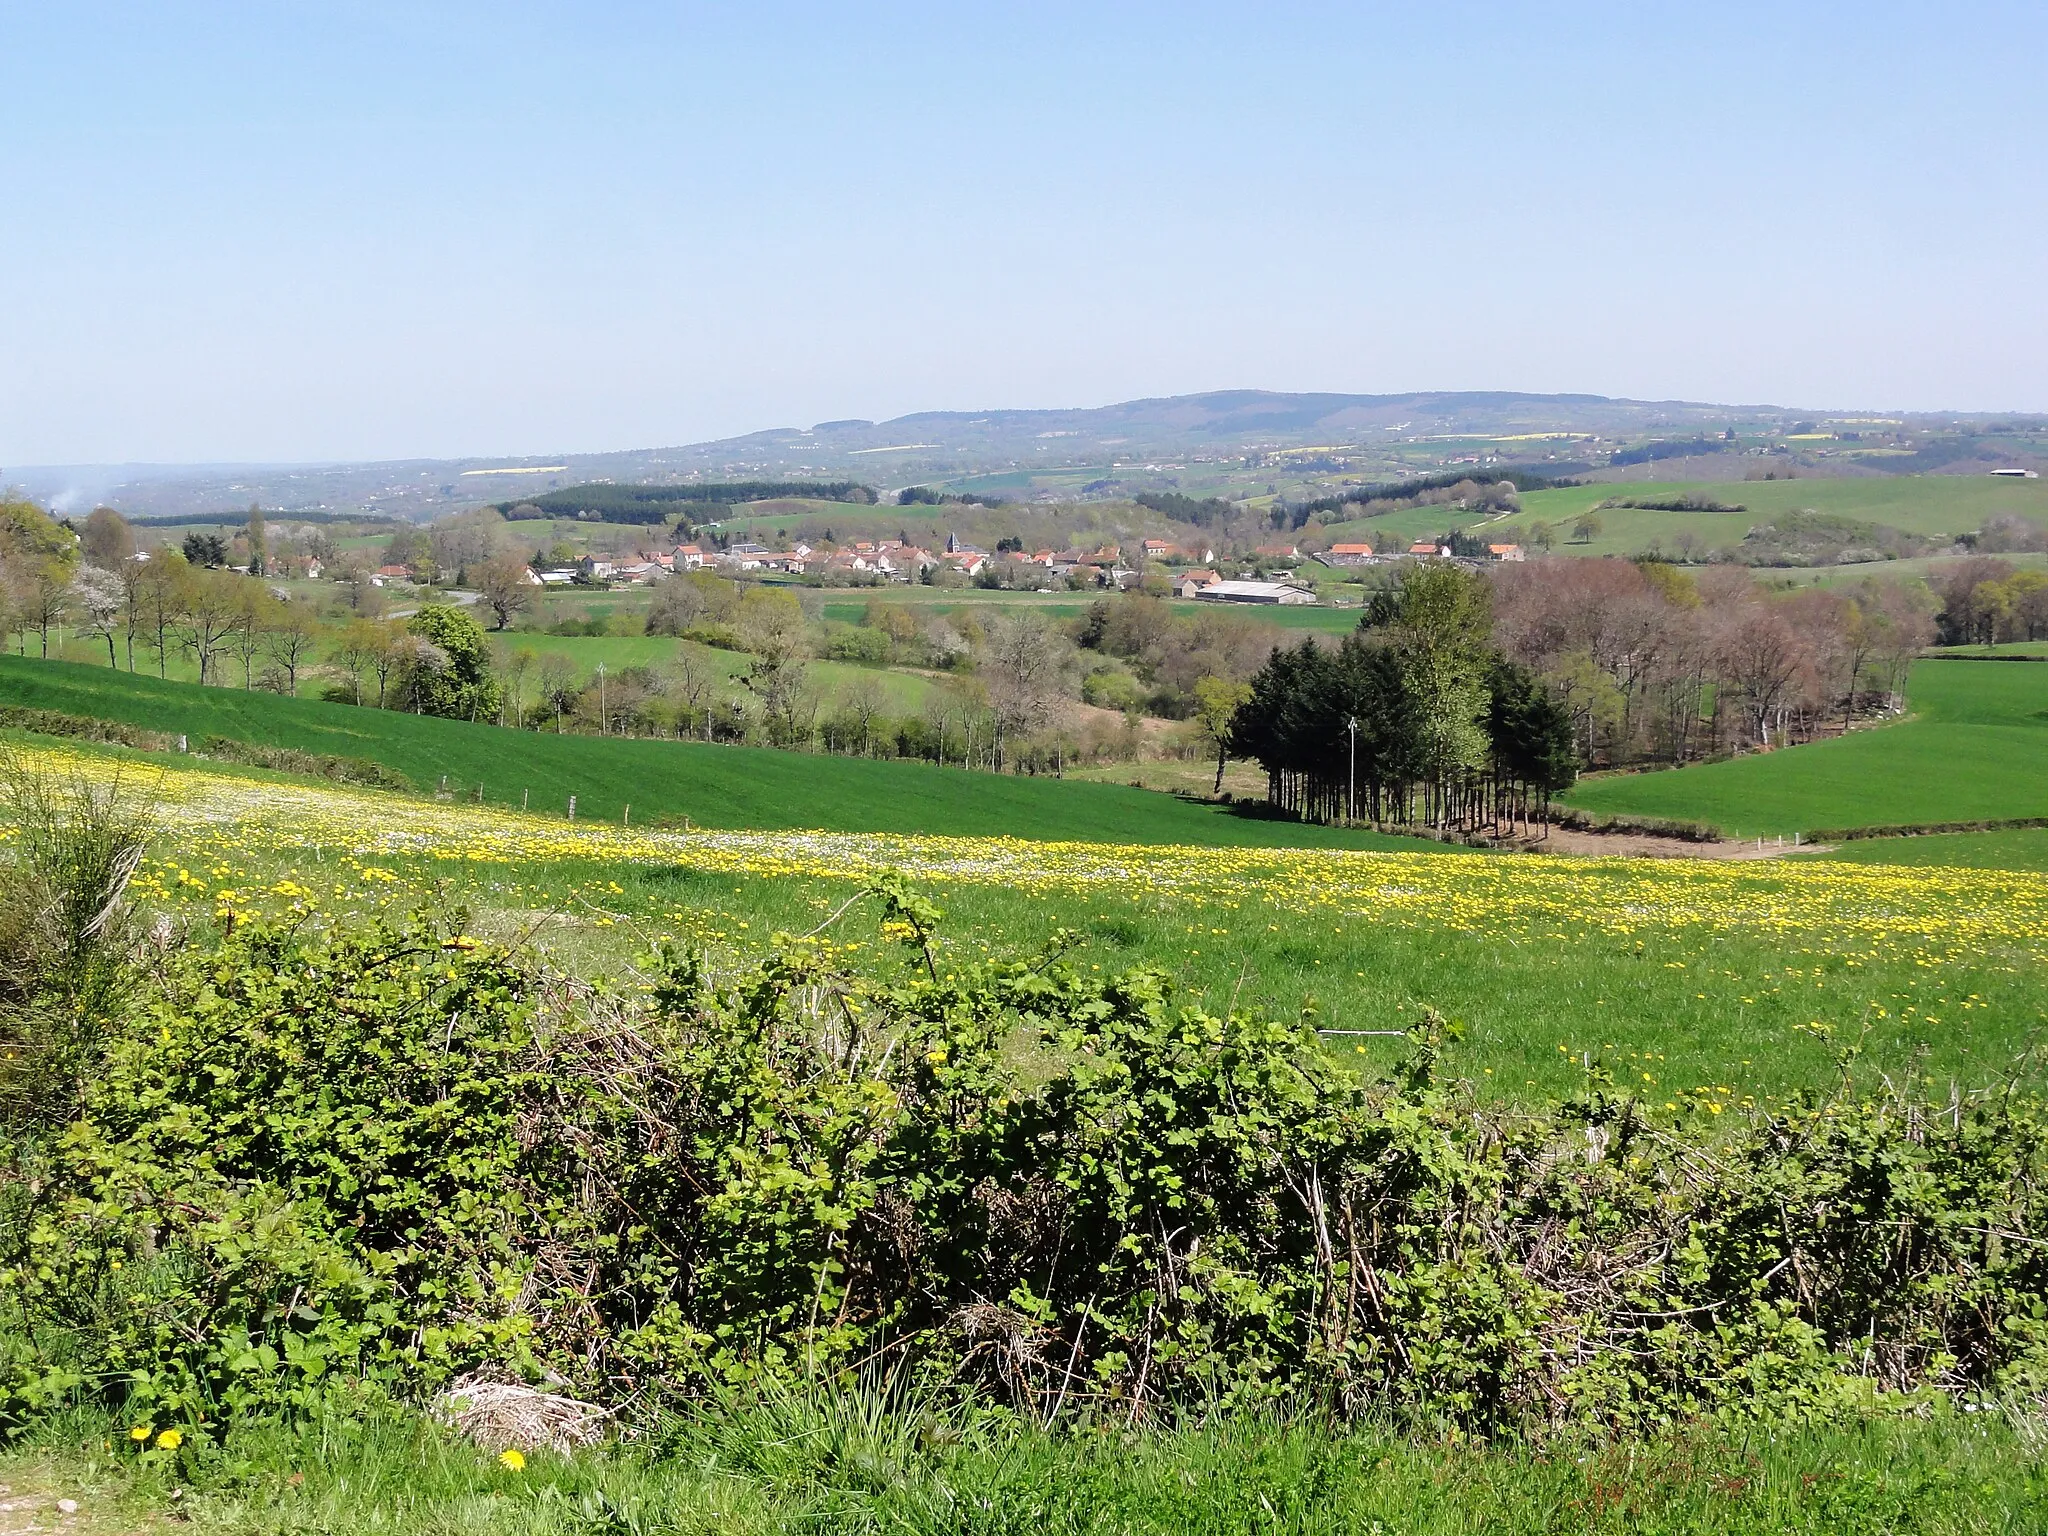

left=568, top=794, right=577, bottom=820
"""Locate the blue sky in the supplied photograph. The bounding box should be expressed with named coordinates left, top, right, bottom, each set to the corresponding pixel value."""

left=3, top=1, right=2044, bottom=464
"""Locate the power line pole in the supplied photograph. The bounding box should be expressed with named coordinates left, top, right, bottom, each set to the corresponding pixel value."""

left=1346, top=714, right=1358, bottom=823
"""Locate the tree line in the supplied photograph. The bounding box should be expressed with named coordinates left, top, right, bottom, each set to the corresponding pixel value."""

left=1227, top=565, right=1576, bottom=834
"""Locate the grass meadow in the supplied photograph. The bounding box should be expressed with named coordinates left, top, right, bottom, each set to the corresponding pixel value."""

left=0, top=655, right=1419, bottom=850
left=1563, top=658, right=2048, bottom=837
left=1319, top=473, right=2048, bottom=557
left=6, top=1398, right=2041, bottom=1536
left=14, top=734, right=2044, bottom=1104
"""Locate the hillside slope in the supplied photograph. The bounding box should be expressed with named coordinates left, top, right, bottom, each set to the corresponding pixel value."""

left=1562, top=660, right=2048, bottom=836
left=0, top=655, right=1421, bottom=850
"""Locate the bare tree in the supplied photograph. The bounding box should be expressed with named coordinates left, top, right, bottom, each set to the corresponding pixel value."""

left=981, top=612, right=1067, bottom=770
left=1717, top=606, right=1804, bottom=750
left=181, top=568, right=245, bottom=686
left=262, top=602, right=321, bottom=694
left=840, top=675, right=887, bottom=756
left=496, top=643, right=537, bottom=727
left=736, top=588, right=813, bottom=747
left=668, top=646, right=720, bottom=739
left=19, top=559, right=72, bottom=658
left=331, top=618, right=402, bottom=706
left=538, top=653, right=580, bottom=733
left=472, top=552, right=536, bottom=631
left=132, top=552, right=190, bottom=678
left=227, top=585, right=281, bottom=687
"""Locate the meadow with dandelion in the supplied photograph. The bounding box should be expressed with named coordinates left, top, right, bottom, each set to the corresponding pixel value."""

left=6, top=737, right=2048, bottom=1530
left=27, top=736, right=2044, bottom=1099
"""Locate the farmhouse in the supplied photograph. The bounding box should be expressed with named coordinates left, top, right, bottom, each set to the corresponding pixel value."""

left=1142, top=539, right=1216, bottom=564
left=1317, top=542, right=1375, bottom=568
left=1488, top=543, right=1525, bottom=562
left=1194, top=579, right=1316, bottom=606
left=1175, top=569, right=1221, bottom=597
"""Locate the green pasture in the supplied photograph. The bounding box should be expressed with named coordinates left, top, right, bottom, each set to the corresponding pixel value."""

left=1563, top=658, right=2048, bottom=836
left=488, top=633, right=940, bottom=713
left=80, top=754, right=2045, bottom=1103
left=0, top=654, right=1424, bottom=851
left=1319, top=473, right=2048, bottom=558
left=816, top=587, right=1360, bottom=634
left=1792, top=552, right=2048, bottom=591
left=1811, top=828, right=2048, bottom=873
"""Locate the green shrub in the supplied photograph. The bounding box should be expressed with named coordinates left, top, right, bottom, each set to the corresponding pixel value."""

left=8, top=885, right=2048, bottom=1439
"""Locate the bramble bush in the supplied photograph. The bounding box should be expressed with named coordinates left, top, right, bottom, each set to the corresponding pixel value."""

left=5, top=854, right=2048, bottom=1445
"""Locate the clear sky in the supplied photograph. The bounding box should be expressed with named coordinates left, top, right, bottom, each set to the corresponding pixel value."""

left=3, top=1, right=2045, bottom=466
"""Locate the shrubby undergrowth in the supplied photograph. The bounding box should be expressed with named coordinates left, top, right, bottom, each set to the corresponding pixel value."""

left=5, top=817, right=2048, bottom=1447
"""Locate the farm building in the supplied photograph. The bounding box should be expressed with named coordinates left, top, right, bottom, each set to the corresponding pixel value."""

left=1193, top=579, right=1316, bottom=606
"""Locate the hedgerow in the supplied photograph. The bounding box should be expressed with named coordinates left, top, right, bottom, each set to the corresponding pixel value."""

left=5, top=870, right=2048, bottom=1447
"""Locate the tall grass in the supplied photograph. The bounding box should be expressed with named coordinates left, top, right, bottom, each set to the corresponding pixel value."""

left=11, top=1392, right=2042, bottom=1535
left=0, top=750, right=156, bottom=1129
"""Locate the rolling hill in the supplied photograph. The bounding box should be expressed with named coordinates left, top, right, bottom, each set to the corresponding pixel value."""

left=0, top=654, right=1426, bottom=851
left=1562, top=658, right=2048, bottom=837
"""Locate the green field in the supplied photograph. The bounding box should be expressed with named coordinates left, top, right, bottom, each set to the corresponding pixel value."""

left=1564, top=659, right=2048, bottom=836
left=0, top=654, right=1419, bottom=851
left=8, top=730, right=2041, bottom=1105
left=494, top=633, right=943, bottom=712
left=815, top=588, right=1361, bottom=634
left=5, top=1408, right=2036, bottom=1536
left=1319, top=473, right=2048, bottom=558
left=1813, top=827, right=2048, bottom=873
left=27, top=625, right=946, bottom=715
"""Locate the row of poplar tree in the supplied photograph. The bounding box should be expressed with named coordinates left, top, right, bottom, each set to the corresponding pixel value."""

left=1228, top=565, right=1578, bottom=834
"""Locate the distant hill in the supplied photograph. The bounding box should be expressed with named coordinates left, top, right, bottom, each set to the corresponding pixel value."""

left=11, top=389, right=2045, bottom=522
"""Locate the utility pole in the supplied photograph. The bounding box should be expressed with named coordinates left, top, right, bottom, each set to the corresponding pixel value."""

left=1346, top=715, right=1358, bottom=822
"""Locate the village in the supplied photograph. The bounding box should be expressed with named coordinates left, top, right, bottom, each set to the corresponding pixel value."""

left=446, top=527, right=1531, bottom=606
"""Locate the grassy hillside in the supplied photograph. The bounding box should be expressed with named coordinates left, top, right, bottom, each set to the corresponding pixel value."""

left=1319, top=474, right=2048, bottom=558
left=1563, top=659, right=2048, bottom=836
left=1812, top=827, right=2048, bottom=873
left=23, top=734, right=2046, bottom=1098
left=0, top=654, right=1422, bottom=851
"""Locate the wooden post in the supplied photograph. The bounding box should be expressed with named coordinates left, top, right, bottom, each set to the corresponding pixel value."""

left=623, top=804, right=630, bottom=826
left=568, top=795, right=577, bottom=820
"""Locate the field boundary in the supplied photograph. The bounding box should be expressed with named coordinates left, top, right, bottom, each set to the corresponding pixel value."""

left=1919, top=653, right=2048, bottom=664
left=1811, top=815, right=2048, bottom=842
left=0, top=706, right=410, bottom=791
left=1552, top=805, right=1723, bottom=842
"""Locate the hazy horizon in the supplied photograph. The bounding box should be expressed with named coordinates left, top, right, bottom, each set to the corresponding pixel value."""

left=5, top=1, right=2044, bottom=467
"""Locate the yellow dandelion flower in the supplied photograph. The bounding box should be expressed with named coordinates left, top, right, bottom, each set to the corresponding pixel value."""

left=156, top=1428, right=183, bottom=1450
left=498, top=1448, right=526, bottom=1471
